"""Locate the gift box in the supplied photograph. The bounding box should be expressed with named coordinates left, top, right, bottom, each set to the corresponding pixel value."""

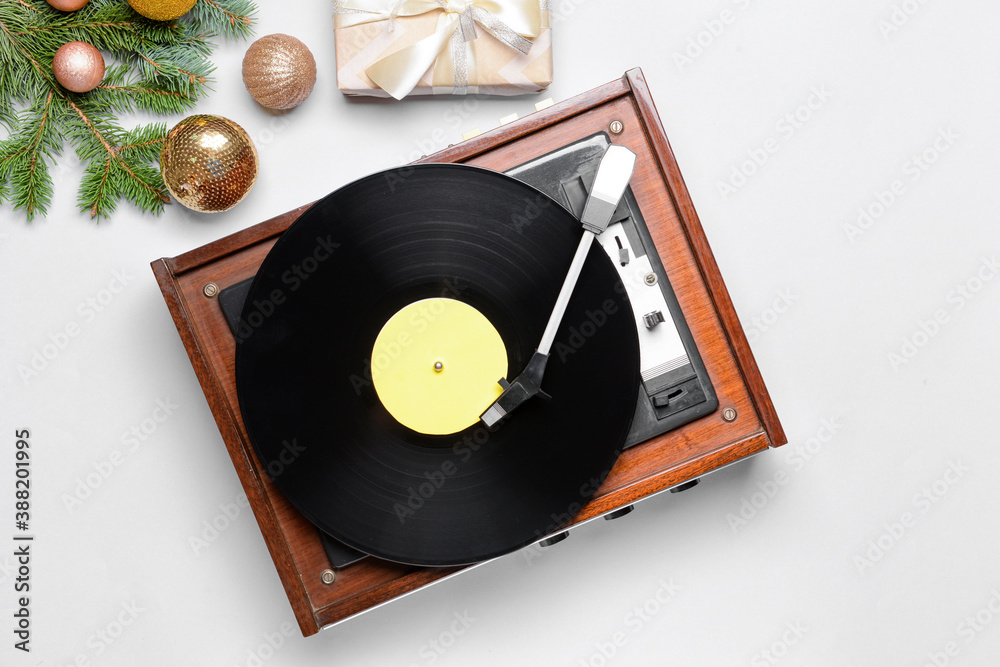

left=334, top=0, right=552, bottom=99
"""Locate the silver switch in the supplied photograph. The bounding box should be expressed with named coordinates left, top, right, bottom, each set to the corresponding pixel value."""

left=643, top=310, right=665, bottom=329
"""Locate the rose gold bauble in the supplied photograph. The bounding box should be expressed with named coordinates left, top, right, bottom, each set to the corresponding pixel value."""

left=160, top=115, right=259, bottom=213
left=46, top=0, right=90, bottom=11
left=242, top=34, right=317, bottom=110
left=53, top=41, right=105, bottom=93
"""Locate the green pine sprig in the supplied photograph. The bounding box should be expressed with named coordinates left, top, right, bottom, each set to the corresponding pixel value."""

left=190, top=0, right=255, bottom=40
left=0, top=0, right=257, bottom=221
left=0, top=89, right=62, bottom=216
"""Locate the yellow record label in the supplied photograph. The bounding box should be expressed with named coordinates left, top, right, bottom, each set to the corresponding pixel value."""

left=371, top=298, right=507, bottom=436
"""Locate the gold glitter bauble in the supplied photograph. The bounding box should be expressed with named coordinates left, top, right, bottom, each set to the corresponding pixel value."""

left=46, top=0, right=90, bottom=11
left=53, top=41, right=105, bottom=93
left=160, top=115, right=259, bottom=213
left=127, top=0, right=197, bottom=21
left=242, top=34, right=317, bottom=110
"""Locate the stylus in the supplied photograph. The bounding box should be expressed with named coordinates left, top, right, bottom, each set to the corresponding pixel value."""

left=480, top=145, right=637, bottom=428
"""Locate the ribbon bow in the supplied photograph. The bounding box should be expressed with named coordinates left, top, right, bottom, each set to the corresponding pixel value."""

left=335, top=0, right=542, bottom=99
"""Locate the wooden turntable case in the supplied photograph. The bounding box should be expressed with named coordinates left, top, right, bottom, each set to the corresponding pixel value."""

left=151, top=68, right=786, bottom=636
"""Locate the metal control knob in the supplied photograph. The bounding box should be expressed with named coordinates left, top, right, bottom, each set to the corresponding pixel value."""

left=643, top=310, right=665, bottom=329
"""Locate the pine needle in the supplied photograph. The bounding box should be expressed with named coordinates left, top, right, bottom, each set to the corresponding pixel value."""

left=0, top=0, right=257, bottom=221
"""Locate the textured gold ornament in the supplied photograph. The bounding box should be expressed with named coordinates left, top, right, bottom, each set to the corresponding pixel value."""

left=127, top=0, right=197, bottom=21
left=46, top=0, right=90, bottom=11
left=242, top=34, right=317, bottom=110
left=160, top=115, right=259, bottom=213
left=52, top=41, right=105, bottom=93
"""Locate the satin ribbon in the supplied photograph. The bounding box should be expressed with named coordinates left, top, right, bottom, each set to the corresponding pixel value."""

left=334, top=0, right=542, bottom=99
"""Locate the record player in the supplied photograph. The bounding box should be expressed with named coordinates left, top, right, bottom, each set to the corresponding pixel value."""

left=152, top=69, right=786, bottom=636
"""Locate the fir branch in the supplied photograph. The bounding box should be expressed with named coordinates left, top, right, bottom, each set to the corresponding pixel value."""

left=90, top=65, right=197, bottom=115
left=116, top=122, right=168, bottom=164
left=0, top=90, right=60, bottom=220
left=0, top=0, right=257, bottom=221
left=94, top=82, right=194, bottom=114
left=80, top=154, right=115, bottom=217
left=0, top=11, right=59, bottom=102
left=190, top=0, right=256, bottom=40
left=134, top=45, right=213, bottom=88
left=8, top=3, right=186, bottom=67
left=64, top=97, right=169, bottom=219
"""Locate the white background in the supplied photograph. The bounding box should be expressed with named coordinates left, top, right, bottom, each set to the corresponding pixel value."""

left=3, top=0, right=999, bottom=665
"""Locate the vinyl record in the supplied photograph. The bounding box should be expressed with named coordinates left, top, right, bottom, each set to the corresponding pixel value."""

left=235, top=164, right=639, bottom=566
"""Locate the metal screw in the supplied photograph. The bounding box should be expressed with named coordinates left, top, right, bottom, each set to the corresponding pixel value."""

left=643, top=272, right=657, bottom=286
left=609, top=120, right=624, bottom=135
left=320, top=569, right=336, bottom=585
left=722, top=407, right=737, bottom=422
left=202, top=282, right=219, bottom=298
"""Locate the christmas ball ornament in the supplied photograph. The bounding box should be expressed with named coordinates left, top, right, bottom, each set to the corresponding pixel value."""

left=242, top=34, right=317, bottom=110
left=46, top=0, right=90, bottom=11
left=127, top=0, right=197, bottom=21
left=160, top=115, right=259, bottom=213
left=52, top=41, right=105, bottom=93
